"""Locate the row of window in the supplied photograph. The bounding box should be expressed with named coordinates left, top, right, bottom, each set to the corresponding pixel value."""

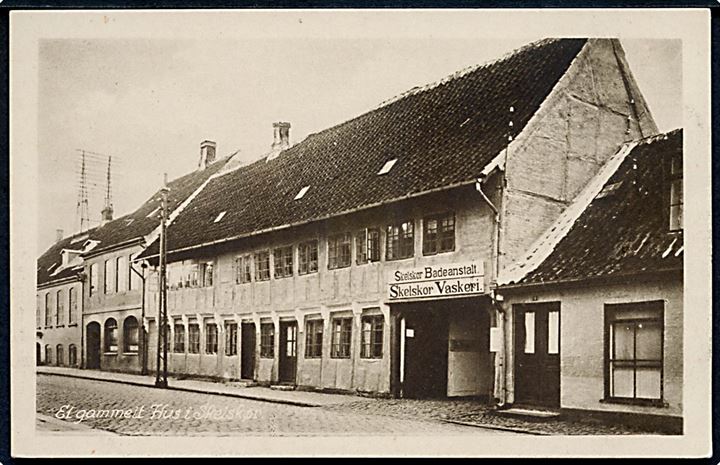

left=232, top=213, right=455, bottom=284
left=40, top=287, right=78, bottom=328
left=161, top=314, right=384, bottom=360
left=42, top=343, right=78, bottom=367
left=102, top=316, right=139, bottom=353
left=89, top=254, right=140, bottom=297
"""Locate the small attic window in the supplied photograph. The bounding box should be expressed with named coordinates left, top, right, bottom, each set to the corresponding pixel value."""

left=146, top=207, right=160, bottom=218
left=596, top=181, right=623, bottom=199
left=214, top=211, right=227, bottom=223
left=70, top=234, right=89, bottom=244
left=378, top=159, right=398, bottom=175
left=125, top=218, right=135, bottom=226
left=294, top=185, right=310, bottom=200
left=47, top=263, right=58, bottom=273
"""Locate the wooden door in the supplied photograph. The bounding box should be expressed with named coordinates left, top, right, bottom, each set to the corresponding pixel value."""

left=514, top=303, right=560, bottom=407
left=240, top=323, right=256, bottom=380
left=278, top=321, right=298, bottom=384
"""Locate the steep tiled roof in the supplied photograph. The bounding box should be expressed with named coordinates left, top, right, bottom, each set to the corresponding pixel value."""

left=142, top=38, right=588, bottom=258
left=500, top=129, right=683, bottom=287
left=38, top=158, right=228, bottom=287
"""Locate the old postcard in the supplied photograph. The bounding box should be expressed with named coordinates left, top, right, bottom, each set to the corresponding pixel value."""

left=10, top=8, right=711, bottom=457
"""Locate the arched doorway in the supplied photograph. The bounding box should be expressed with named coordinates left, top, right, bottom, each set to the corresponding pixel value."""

left=86, top=321, right=101, bottom=369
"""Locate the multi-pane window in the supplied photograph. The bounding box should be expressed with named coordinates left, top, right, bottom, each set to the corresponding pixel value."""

left=260, top=323, right=275, bottom=358
left=104, top=259, right=112, bottom=294
left=669, top=153, right=683, bottom=231
left=328, top=233, right=352, bottom=269
left=89, top=263, right=98, bottom=296
left=104, top=318, right=118, bottom=352
left=361, top=314, right=384, bottom=358
left=305, top=319, right=323, bottom=358
left=56, top=345, right=64, bottom=366
left=173, top=323, right=185, bottom=353
left=225, top=322, right=238, bottom=356
left=123, top=317, right=139, bottom=353
left=273, top=246, right=294, bottom=279
left=188, top=323, right=200, bottom=354
left=331, top=317, right=353, bottom=358
left=235, top=255, right=252, bottom=284
left=298, top=240, right=319, bottom=275
left=68, top=287, right=77, bottom=325
left=187, top=264, right=199, bottom=288
left=205, top=323, right=218, bottom=354
left=68, top=344, right=77, bottom=366
left=201, top=262, right=214, bottom=287
left=56, top=290, right=64, bottom=326
left=255, top=251, right=271, bottom=281
left=45, top=345, right=52, bottom=365
left=606, top=302, right=664, bottom=402
left=44, top=293, right=52, bottom=327
left=356, top=228, right=381, bottom=264
left=423, top=212, right=456, bottom=255
left=386, top=220, right=414, bottom=260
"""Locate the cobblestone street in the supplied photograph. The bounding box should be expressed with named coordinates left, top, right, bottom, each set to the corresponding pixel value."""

left=36, top=374, right=518, bottom=436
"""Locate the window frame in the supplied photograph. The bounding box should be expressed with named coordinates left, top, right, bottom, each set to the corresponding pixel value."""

left=68, top=344, right=78, bottom=366
left=604, top=301, right=665, bottom=406
left=273, top=245, right=294, bottom=279
left=123, top=316, right=140, bottom=353
left=201, top=262, right=214, bottom=287
left=235, top=255, right=253, bottom=284
left=361, top=313, right=384, bottom=359
left=328, top=232, right=352, bottom=270
left=260, top=323, right=275, bottom=358
left=55, top=289, right=64, bottom=326
left=44, top=292, right=52, bottom=327
left=330, top=316, right=353, bottom=359
left=174, top=322, right=186, bottom=353
left=104, top=318, right=118, bottom=353
left=356, top=228, right=381, bottom=265
left=68, top=287, right=77, bottom=325
left=104, top=259, right=112, bottom=294
left=205, top=322, right=218, bottom=354
left=225, top=322, right=238, bottom=356
left=298, top=240, right=319, bottom=275
left=255, top=251, right=271, bottom=282
left=56, top=344, right=64, bottom=366
left=305, top=319, right=324, bottom=358
left=386, top=220, right=415, bottom=261
left=423, top=212, right=456, bottom=255
left=89, top=263, right=99, bottom=296
left=188, top=323, right=200, bottom=354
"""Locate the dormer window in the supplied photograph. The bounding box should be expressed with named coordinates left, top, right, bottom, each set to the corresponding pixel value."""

left=213, top=211, right=227, bottom=223
left=669, top=153, right=683, bottom=231
left=294, top=185, right=310, bottom=200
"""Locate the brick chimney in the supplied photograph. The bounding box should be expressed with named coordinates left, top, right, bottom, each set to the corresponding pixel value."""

left=55, top=229, right=64, bottom=242
left=101, top=205, right=114, bottom=224
left=199, top=140, right=217, bottom=170
left=267, top=122, right=291, bottom=161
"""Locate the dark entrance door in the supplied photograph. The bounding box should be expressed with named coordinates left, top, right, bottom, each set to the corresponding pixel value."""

left=86, top=322, right=101, bottom=369
left=278, top=321, right=298, bottom=384
left=240, top=322, right=256, bottom=380
left=403, top=310, right=449, bottom=398
left=514, top=303, right=561, bottom=407
left=36, top=343, right=41, bottom=365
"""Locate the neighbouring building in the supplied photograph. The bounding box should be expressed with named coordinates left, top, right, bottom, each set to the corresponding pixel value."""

left=137, top=38, right=658, bottom=398
left=496, top=129, right=682, bottom=431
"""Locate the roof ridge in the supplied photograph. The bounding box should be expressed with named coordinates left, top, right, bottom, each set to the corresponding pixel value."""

left=497, top=139, right=639, bottom=286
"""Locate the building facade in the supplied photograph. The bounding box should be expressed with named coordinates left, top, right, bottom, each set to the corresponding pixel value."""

left=497, top=130, right=683, bottom=430
left=138, top=38, right=659, bottom=398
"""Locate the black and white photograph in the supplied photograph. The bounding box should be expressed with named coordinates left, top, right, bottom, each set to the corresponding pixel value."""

left=10, top=8, right=712, bottom=457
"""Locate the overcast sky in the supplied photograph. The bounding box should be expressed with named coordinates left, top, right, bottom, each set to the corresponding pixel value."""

left=37, top=37, right=681, bottom=252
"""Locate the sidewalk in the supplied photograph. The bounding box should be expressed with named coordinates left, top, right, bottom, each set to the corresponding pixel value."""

left=37, top=366, right=374, bottom=408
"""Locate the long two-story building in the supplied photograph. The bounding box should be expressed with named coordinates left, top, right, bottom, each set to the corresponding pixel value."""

left=137, top=38, right=658, bottom=398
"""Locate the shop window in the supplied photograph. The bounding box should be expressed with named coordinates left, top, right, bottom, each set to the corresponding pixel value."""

left=356, top=229, right=380, bottom=264
left=669, top=153, right=683, bottom=231
left=255, top=251, right=271, bottom=281
left=386, top=220, right=414, bottom=260
left=423, top=212, right=455, bottom=255
left=123, top=316, right=139, bottom=353
left=331, top=317, right=352, bottom=358
left=605, top=301, right=664, bottom=403
left=298, top=240, right=319, bottom=275
left=205, top=323, right=218, bottom=354
left=235, top=255, right=252, bottom=284
left=174, top=322, right=186, bottom=353
left=305, top=319, right=323, bottom=358
left=44, top=292, right=52, bottom=327
left=89, top=263, right=99, bottom=296
left=260, top=323, right=275, bottom=358
left=273, top=246, right=294, bottom=279
left=188, top=323, right=200, bottom=354
left=361, top=314, right=384, bottom=358
left=56, top=344, right=64, bottom=366
left=328, top=233, right=352, bottom=269
left=45, top=345, right=52, bottom=365
left=104, top=318, right=118, bottom=352
left=68, top=344, right=77, bottom=366
left=225, top=322, right=238, bottom=356
left=68, top=287, right=77, bottom=325
left=55, top=289, right=64, bottom=326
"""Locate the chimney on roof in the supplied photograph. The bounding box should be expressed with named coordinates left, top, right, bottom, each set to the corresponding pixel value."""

left=267, top=122, right=291, bottom=161
left=56, top=229, right=64, bottom=242
left=199, top=140, right=217, bottom=170
left=101, top=205, right=114, bottom=224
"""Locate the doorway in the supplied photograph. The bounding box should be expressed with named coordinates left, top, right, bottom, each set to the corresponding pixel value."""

left=36, top=342, right=41, bottom=365
left=513, top=302, right=561, bottom=408
left=402, top=309, right=449, bottom=398
left=278, top=321, right=297, bottom=384
left=86, top=321, right=101, bottom=369
left=240, top=322, right=256, bottom=380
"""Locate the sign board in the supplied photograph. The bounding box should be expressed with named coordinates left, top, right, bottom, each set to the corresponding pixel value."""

left=387, top=261, right=485, bottom=302
left=489, top=327, right=502, bottom=353
left=405, top=328, right=415, bottom=338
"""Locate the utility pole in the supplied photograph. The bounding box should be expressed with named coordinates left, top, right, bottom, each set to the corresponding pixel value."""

left=155, top=174, right=169, bottom=388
